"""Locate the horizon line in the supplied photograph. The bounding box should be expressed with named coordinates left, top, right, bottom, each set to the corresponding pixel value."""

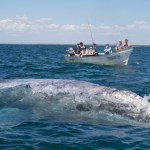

left=0, top=43, right=150, bottom=46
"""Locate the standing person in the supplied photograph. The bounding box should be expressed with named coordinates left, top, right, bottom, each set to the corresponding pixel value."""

left=73, top=43, right=82, bottom=55
left=115, top=40, right=124, bottom=51
left=104, top=43, right=112, bottom=54
left=79, top=42, right=86, bottom=56
left=79, top=42, right=86, bottom=50
left=124, top=39, right=130, bottom=48
left=92, top=42, right=96, bottom=49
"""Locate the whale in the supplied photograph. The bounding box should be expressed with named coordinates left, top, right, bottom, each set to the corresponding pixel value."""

left=0, top=79, right=149, bottom=126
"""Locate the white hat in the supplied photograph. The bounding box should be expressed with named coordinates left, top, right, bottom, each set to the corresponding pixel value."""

left=69, top=47, right=73, bottom=50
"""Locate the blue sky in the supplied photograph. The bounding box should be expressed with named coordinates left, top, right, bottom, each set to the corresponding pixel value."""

left=0, top=0, right=150, bottom=44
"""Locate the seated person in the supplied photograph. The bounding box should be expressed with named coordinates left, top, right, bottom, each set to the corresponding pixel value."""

left=73, top=43, right=82, bottom=55
left=88, top=47, right=96, bottom=55
left=79, top=42, right=86, bottom=56
left=115, top=40, right=124, bottom=51
left=124, top=39, right=130, bottom=48
left=104, top=43, right=112, bottom=54
left=79, top=42, right=86, bottom=50
left=80, top=47, right=96, bottom=57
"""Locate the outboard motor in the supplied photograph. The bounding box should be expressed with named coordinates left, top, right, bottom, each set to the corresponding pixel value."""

left=66, top=48, right=75, bottom=56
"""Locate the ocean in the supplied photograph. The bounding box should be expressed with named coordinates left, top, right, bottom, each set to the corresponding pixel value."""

left=0, top=44, right=149, bottom=150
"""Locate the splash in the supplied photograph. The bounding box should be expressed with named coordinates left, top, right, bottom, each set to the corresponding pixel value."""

left=143, top=94, right=150, bottom=102
left=0, top=79, right=149, bottom=126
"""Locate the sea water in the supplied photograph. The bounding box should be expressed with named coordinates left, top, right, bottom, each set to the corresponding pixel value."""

left=0, top=44, right=149, bottom=150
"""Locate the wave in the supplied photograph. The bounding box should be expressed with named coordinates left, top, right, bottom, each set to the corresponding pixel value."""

left=0, top=79, right=150, bottom=126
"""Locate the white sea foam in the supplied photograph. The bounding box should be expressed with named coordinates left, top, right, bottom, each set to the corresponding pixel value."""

left=143, top=94, right=150, bottom=102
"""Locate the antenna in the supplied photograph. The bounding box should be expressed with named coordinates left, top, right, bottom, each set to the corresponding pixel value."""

left=88, top=22, right=96, bottom=49
left=88, top=22, right=94, bottom=44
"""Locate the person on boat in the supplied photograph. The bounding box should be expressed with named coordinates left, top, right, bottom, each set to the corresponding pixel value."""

left=124, top=39, right=130, bottom=48
left=115, top=40, right=124, bottom=51
left=88, top=47, right=96, bottom=55
left=73, top=43, right=82, bottom=55
left=79, top=42, right=86, bottom=56
left=79, top=42, right=86, bottom=50
left=104, top=43, right=112, bottom=54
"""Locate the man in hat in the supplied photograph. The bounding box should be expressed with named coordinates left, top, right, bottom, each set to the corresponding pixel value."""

left=104, top=43, right=112, bottom=54
left=115, top=40, right=124, bottom=51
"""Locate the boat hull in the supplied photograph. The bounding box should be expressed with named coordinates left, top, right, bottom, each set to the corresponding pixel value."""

left=65, top=47, right=133, bottom=66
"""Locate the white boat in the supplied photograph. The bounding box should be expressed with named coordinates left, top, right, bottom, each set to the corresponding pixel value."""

left=65, top=46, right=133, bottom=66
